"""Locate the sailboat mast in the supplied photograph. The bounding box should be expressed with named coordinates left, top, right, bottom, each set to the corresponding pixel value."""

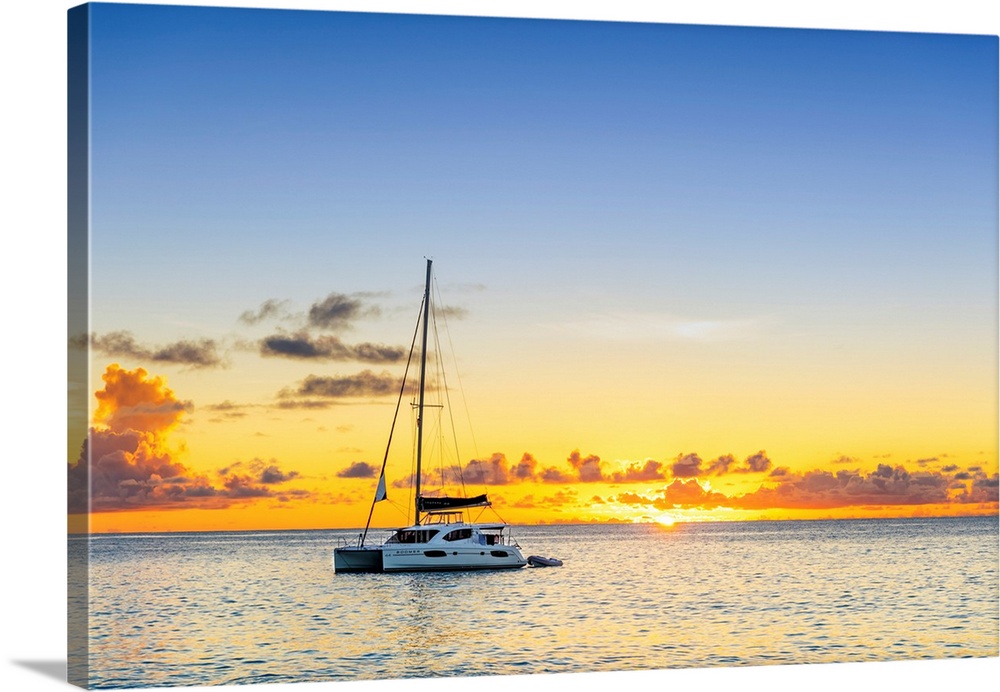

left=414, top=258, right=432, bottom=526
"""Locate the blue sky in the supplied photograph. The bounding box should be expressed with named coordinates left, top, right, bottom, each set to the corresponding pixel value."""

left=89, top=5, right=997, bottom=324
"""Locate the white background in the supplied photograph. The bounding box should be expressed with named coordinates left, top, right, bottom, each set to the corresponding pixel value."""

left=1, top=2, right=997, bottom=692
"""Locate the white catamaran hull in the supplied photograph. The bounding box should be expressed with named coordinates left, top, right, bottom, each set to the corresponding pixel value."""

left=381, top=545, right=526, bottom=572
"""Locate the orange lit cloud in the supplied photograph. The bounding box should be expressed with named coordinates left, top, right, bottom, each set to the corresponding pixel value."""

left=617, top=479, right=729, bottom=510
left=68, top=365, right=306, bottom=514
left=611, top=459, right=666, bottom=482
left=94, top=364, right=190, bottom=434
left=690, top=451, right=773, bottom=477
left=609, top=462, right=994, bottom=513
left=729, top=465, right=951, bottom=509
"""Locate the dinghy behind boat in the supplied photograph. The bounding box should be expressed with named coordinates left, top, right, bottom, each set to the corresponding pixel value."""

left=527, top=555, right=563, bottom=567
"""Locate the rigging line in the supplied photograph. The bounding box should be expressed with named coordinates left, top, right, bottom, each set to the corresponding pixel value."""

left=361, top=294, right=424, bottom=544
left=434, top=278, right=481, bottom=466
left=431, top=277, right=471, bottom=498
left=434, top=277, right=483, bottom=492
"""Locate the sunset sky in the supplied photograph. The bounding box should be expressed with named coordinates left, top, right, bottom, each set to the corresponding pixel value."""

left=69, top=2, right=998, bottom=533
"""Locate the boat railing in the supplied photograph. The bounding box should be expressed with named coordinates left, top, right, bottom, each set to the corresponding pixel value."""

left=337, top=533, right=367, bottom=548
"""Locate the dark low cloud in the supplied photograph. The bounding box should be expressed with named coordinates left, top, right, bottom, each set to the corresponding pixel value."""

left=567, top=450, right=605, bottom=482
left=74, top=331, right=223, bottom=368
left=540, top=466, right=573, bottom=483
left=274, top=400, right=336, bottom=410
left=671, top=453, right=702, bottom=478
left=437, top=305, right=469, bottom=320
left=337, top=461, right=378, bottom=479
left=285, top=370, right=400, bottom=399
left=260, top=333, right=404, bottom=363
left=605, top=462, right=967, bottom=513
left=958, top=474, right=999, bottom=503
left=616, top=479, right=729, bottom=510
left=704, top=451, right=771, bottom=476
left=612, top=459, right=665, bottom=482
left=706, top=454, right=736, bottom=475
left=216, top=459, right=296, bottom=482
left=239, top=299, right=290, bottom=325
left=467, top=453, right=514, bottom=485
left=730, top=464, right=951, bottom=510
left=741, top=451, right=772, bottom=473
left=217, top=458, right=300, bottom=496
left=308, top=293, right=379, bottom=330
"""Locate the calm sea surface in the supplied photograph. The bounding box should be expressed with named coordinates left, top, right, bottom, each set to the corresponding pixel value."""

left=73, top=517, right=999, bottom=688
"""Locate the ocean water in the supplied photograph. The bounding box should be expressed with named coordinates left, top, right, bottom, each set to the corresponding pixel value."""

left=72, top=516, right=998, bottom=688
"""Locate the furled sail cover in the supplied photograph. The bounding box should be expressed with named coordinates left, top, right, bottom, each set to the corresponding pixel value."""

left=418, top=494, right=490, bottom=511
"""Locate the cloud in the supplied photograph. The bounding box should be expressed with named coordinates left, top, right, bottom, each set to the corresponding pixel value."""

left=274, top=400, right=336, bottom=410
left=68, top=366, right=306, bottom=513
left=567, top=450, right=606, bottom=482
left=215, top=459, right=300, bottom=498
left=308, top=293, right=379, bottom=330
left=75, top=331, right=223, bottom=368
left=612, top=459, right=666, bottom=482
left=94, top=364, right=191, bottom=434
left=958, top=474, right=999, bottom=503
left=284, top=370, right=400, bottom=399
left=239, top=299, right=291, bottom=325
left=832, top=455, right=861, bottom=465
left=260, top=333, right=405, bottom=363
left=706, top=454, right=736, bottom=475
left=218, top=458, right=300, bottom=486
left=506, top=489, right=577, bottom=508
left=704, top=451, right=772, bottom=475
left=337, top=461, right=378, bottom=479
left=615, top=491, right=655, bottom=506
left=203, top=400, right=251, bottom=421
left=511, top=453, right=540, bottom=481
left=741, top=451, right=772, bottom=473
left=730, top=464, right=951, bottom=510
left=671, top=453, right=702, bottom=478
left=604, top=459, right=985, bottom=513
left=540, top=466, right=573, bottom=483
left=436, top=305, right=469, bottom=320
left=616, top=479, right=729, bottom=510
left=467, top=453, right=513, bottom=485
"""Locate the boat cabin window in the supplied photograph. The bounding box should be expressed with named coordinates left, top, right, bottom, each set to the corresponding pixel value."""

left=386, top=529, right=440, bottom=544
left=443, top=528, right=473, bottom=542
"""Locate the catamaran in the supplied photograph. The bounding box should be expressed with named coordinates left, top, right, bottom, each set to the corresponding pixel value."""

left=333, top=260, right=528, bottom=573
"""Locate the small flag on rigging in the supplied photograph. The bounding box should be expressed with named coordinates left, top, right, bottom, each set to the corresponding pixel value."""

left=374, top=470, right=387, bottom=502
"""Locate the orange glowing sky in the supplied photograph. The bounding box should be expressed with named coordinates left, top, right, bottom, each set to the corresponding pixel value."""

left=68, top=344, right=998, bottom=534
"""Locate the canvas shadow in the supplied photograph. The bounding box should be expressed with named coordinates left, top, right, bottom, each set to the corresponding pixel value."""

left=12, top=659, right=66, bottom=682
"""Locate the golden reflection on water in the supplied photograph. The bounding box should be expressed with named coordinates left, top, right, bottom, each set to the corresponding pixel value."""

left=84, top=518, right=998, bottom=687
